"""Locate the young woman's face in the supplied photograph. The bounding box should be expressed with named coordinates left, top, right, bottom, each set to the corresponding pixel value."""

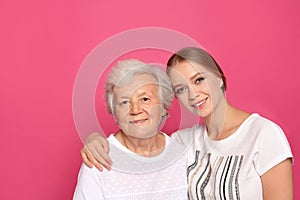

left=113, top=73, right=165, bottom=139
left=168, top=61, right=224, bottom=118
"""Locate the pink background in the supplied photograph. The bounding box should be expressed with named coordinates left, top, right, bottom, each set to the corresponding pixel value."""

left=0, top=0, right=299, bottom=199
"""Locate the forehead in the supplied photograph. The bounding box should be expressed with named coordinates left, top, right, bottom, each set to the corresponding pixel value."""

left=169, top=61, right=216, bottom=80
left=171, top=61, right=206, bottom=76
left=113, top=73, right=159, bottom=97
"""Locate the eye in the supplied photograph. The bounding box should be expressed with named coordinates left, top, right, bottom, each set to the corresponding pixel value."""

left=195, top=77, right=205, bottom=85
left=175, top=87, right=187, bottom=95
left=120, top=100, right=129, bottom=105
left=141, top=97, right=150, bottom=102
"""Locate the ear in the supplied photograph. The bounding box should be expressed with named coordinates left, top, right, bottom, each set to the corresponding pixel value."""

left=161, top=105, right=167, bottom=118
left=162, top=112, right=169, bottom=118
left=217, top=78, right=223, bottom=88
left=112, top=114, right=119, bottom=125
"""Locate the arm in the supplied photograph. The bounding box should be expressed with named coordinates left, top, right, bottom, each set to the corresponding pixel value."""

left=81, top=132, right=113, bottom=171
left=261, top=158, right=293, bottom=200
left=255, top=118, right=294, bottom=199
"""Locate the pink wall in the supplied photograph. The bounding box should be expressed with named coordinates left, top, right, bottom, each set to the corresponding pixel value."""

left=0, top=0, right=299, bottom=199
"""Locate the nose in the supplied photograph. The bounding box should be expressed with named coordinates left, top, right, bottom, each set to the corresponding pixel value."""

left=188, top=85, right=198, bottom=101
left=130, top=101, right=142, bottom=115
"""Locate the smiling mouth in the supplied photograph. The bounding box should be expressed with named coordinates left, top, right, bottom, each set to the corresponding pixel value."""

left=192, top=98, right=208, bottom=108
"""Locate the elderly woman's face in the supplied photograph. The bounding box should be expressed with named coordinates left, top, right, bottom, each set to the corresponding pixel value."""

left=112, top=73, right=166, bottom=139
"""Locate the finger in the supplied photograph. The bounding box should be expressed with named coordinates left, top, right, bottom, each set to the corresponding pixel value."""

left=94, top=141, right=113, bottom=165
left=102, top=138, right=110, bottom=153
left=85, top=146, right=104, bottom=171
left=90, top=145, right=112, bottom=170
left=101, top=140, right=113, bottom=165
left=94, top=155, right=112, bottom=171
left=80, top=147, right=93, bottom=168
left=82, top=146, right=104, bottom=171
left=86, top=138, right=112, bottom=165
left=87, top=153, right=104, bottom=171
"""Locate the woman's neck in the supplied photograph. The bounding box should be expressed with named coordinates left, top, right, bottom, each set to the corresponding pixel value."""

left=115, top=130, right=165, bottom=157
left=204, top=102, right=250, bottom=140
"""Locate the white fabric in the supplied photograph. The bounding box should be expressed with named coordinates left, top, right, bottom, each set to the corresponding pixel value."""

left=173, top=113, right=293, bottom=200
left=108, top=133, right=170, bottom=156
left=73, top=133, right=188, bottom=200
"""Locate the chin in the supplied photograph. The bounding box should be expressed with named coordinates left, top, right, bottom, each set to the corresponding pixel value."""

left=195, top=110, right=211, bottom=119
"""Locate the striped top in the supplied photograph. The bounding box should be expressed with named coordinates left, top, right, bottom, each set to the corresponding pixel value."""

left=173, top=113, right=293, bottom=200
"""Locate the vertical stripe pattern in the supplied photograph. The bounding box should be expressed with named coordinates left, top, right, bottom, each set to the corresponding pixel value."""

left=188, top=152, right=244, bottom=200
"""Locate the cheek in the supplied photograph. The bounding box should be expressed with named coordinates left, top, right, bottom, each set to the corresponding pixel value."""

left=148, top=104, right=164, bottom=117
left=176, top=95, right=190, bottom=108
left=202, top=79, right=218, bottom=94
left=114, top=108, right=128, bottom=122
left=211, top=79, right=220, bottom=88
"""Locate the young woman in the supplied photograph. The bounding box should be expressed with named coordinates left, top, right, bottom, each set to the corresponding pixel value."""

left=81, top=47, right=293, bottom=199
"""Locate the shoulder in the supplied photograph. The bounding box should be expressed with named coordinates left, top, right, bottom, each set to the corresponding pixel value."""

left=247, top=113, right=292, bottom=157
left=247, top=114, right=293, bottom=174
left=237, top=113, right=292, bottom=153
left=245, top=113, right=285, bottom=134
left=73, top=164, right=104, bottom=200
left=75, top=164, right=103, bottom=191
left=171, top=124, right=205, bottom=146
left=77, top=163, right=102, bottom=179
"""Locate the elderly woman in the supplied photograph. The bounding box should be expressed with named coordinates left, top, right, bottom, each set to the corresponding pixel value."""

left=73, top=59, right=188, bottom=200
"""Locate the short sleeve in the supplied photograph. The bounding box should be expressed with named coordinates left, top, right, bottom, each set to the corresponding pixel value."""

left=254, top=122, right=293, bottom=175
left=73, top=164, right=104, bottom=200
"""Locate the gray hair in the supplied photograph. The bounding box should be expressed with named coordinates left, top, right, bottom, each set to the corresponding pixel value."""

left=105, top=59, right=174, bottom=114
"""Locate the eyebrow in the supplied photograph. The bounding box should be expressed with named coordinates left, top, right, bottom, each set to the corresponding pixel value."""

left=120, top=97, right=129, bottom=99
left=190, top=72, right=204, bottom=81
left=119, top=91, right=152, bottom=99
left=137, top=91, right=153, bottom=97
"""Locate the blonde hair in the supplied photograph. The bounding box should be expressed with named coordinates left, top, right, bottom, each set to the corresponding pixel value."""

left=167, top=47, right=227, bottom=91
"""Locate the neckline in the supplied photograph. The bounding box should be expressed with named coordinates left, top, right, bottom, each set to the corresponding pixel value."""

left=108, top=133, right=170, bottom=162
left=204, top=113, right=259, bottom=143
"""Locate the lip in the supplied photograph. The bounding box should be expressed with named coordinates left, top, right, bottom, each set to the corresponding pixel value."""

left=129, top=119, right=149, bottom=125
left=191, top=98, right=208, bottom=109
